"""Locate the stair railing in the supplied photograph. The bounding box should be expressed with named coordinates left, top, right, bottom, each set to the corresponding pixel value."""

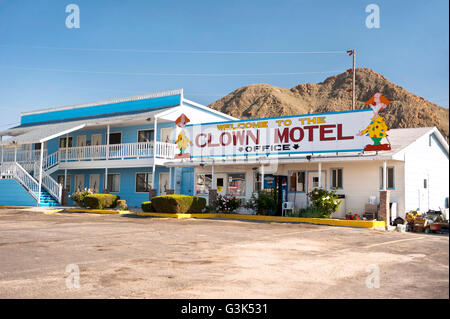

left=42, top=170, right=62, bottom=204
left=2, top=162, right=39, bottom=201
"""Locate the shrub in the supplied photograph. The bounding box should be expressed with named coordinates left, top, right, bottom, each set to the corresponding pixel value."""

left=70, top=189, right=92, bottom=207
left=150, top=195, right=206, bottom=214
left=245, top=190, right=277, bottom=215
left=287, top=206, right=325, bottom=218
left=117, top=200, right=128, bottom=211
left=215, top=194, right=241, bottom=214
left=308, top=188, right=341, bottom=218
left=141, top=201, right=155, bottom=212
left=84, top=194, right=120, bottom=209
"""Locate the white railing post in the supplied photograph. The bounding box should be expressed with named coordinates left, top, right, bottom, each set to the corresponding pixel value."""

left=37, top=143, right=44, bottom=206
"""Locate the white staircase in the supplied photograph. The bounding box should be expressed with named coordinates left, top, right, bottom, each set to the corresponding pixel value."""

left=1, top=151, right=63, bottom=205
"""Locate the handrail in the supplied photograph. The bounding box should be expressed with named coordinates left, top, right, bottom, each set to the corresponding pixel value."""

left=0, top=162, right=39, bottom=201
left=1, top=149, right=47, bottom=162
left=59, top=141, right=176, bottom=161
left=42, top=170, right=62, bottom=203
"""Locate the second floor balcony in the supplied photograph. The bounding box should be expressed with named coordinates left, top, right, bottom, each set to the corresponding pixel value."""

left=59, top=140, right=176, bottom=162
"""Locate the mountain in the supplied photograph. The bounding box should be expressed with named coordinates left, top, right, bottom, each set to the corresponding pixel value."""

left=208, top=68, right=449, bottom=138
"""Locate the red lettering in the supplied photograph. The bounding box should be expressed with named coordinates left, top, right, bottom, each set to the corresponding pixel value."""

left=233, top=131, right=246, bottom=145
left=275, top=128, right=289, bottom=143
left=303, top=125, right=319, bottom=141
left=207, top=133, right=219, bottom=147
left=246, top=130, right=259, bottom=144
left=220, top=132, right=231, bottom=146
left=337, top=124, right=354, bottom=140
left=289, top=127, right=304, bottom=142
left=320, top=125, right=336, bottom=141
left=195, top=133, right=207, bottom=148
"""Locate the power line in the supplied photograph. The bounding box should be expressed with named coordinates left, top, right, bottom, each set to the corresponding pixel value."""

left=0, top=45, right=347, bottom=55
left=0, top=66, right=343, bottom=77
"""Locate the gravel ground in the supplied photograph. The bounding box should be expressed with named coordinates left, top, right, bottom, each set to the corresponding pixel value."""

left=0, top=208, right=448, bottom=299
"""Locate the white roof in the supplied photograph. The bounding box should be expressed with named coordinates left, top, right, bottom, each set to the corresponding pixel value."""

left=0, top=108, right=172, bottom=146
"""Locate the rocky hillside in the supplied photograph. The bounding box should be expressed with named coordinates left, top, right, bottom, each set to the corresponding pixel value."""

left=208, top=68, right=449, bottom=138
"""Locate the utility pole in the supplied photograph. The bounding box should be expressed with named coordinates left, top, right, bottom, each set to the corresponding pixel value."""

left=352, top=48, right=356, bottom=110
left=347, top=49, right=356, bottom=110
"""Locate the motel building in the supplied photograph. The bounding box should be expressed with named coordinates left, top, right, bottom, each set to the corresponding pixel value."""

left=167, top=106, right=449, bottom=221
left=0, top=89, right=236, bottom=207
left=0, top=88, right=448, bottom=222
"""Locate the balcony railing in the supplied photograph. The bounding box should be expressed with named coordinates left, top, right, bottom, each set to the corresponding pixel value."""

left=59, top=141, right=176, bottom=162
left=1, top=149, right=47, bottom=163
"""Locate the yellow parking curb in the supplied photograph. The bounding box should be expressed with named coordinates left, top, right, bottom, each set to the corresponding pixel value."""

left=64, top=208, right=127, bottom=214
left=0, top=206, right=33, bottom=209
left=137, top=212, right=385, bottom=229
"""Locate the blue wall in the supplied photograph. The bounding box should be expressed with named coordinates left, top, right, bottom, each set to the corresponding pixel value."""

left=52, top=166, right=175, bottom=207
left=21, top=94, right=181, bottom=126
left=0, top=179, right=36, bottom=206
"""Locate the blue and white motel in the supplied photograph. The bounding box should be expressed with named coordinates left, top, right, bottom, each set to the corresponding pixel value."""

left=0, top=89, right=448, bottom=221
left=0, top=89, right=236, bottom=207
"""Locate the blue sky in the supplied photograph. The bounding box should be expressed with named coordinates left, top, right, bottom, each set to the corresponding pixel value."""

left=0, top=0, right=448, bottom=130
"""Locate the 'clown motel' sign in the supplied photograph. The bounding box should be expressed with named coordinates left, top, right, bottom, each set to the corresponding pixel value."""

left=184, top=109, right=376, bottom=159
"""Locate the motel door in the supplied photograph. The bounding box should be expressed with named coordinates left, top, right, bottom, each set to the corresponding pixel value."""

left=91, top=134, right=102, bottom=158
left=77, top=135, right=87, bottom=159
left=215, top=174, right=227, bottom=195
left=307, top=171, right=326, bottom=193
left=89, top=174, right=100, bottom=193
left=159, top=173, right=170, bottom=195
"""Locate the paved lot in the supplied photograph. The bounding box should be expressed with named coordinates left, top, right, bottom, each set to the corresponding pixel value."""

left=0, top=208, right=448, bottom=299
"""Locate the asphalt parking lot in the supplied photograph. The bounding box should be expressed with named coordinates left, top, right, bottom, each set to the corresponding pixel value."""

left=0, top=208, right=448, bottom=299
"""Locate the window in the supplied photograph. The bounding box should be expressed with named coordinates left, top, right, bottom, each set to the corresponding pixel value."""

left=380, top=166, right=395, bottom=189
left=138, top=129, right=154, bottom=143
left=109, top=132, right=121, bottom=145
left=34, top=143, right=41, bottom=150
left=57, top=175, right=71, bottom=191
left=227, top=173, right=246, bottom=196
left=196, top=174, right=212, bottom=195
left=136, top=173, right=153, bottom=192
left=423, top=179, right=427, bottom=189
left=107, top=173, right=120, bottom=192
left=331, top=168, right=343, bottom=189
left=59, top=137, right=73, bottom=148
left=289, top=171, right=306, bottom=192
left=74, top=175, right=85, bottom=191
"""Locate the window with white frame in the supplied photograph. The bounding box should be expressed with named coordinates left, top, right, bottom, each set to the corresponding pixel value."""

left=331, top=168, right=343, bottom=189
left=138, top=129, right=154, bottom=143
left=57, top=175, right=71, bottom=191
left=109, top=132, right=121, bottom=145
left=380, top=166, right=395, bottom=189
left=289, top=171, right=306, bottom=192
left=227, top=173, right=246, bottom=196
left=196, top=174, right=212, bottom=195
left=136, top=173, right=153, bottom=192
left=107, top=173, right=120, bottom=193
left=59, top=137, right=73, bottom=148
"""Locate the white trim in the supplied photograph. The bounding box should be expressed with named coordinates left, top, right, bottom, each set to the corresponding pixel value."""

left=182, top=98, right=239, bottom=120
left=21, top=89, right=184, bottom=116
left=40, top=124, right=86, bottom=143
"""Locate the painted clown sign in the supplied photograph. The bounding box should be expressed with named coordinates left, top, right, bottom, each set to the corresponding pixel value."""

left=181, top=95, right=391, bottom=159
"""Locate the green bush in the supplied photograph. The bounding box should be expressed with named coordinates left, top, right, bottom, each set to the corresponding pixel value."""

left=70, top=189, right=92, bottom=207
left=287, top=206, right=325, bottom=218
left=84, top=194, right=120, bottom=209
left=215, top=194, right=241, bottom=214
left=150, top=195, right=206, bottom=214
left=245, top=190, right=277, bottom=215
left=307, top=188, right=341, bottom=218
left=141, top=201, right=155, bottom=212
